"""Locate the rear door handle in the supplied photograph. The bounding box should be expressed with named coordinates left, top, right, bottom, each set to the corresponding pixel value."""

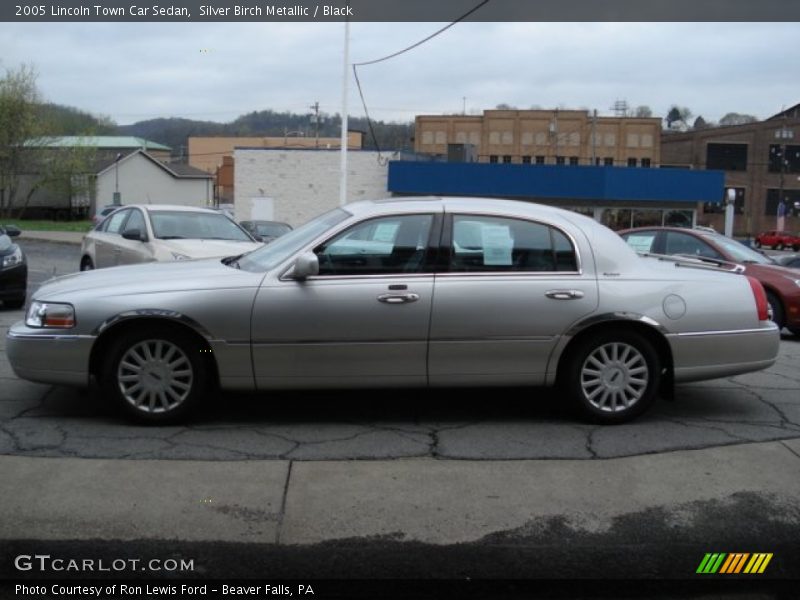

left=377, top=293, right=420, bottom=304
left=545, top=289, right=585, bottom=300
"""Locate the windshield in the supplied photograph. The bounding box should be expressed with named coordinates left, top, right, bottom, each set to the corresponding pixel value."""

left=150, top=211, right=253, bottom=241
left=237, top=208, right=351, bottom=272
left=708, top=234, right=775, bottom=265
left=256, top=222, right=292, bottom=237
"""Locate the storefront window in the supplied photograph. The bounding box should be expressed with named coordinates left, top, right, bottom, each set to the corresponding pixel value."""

left=632, top=209, right=663, bottom=228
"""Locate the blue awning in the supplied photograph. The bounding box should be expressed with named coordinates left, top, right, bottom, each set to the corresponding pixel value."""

left=387, top=162, right=724, bottom=204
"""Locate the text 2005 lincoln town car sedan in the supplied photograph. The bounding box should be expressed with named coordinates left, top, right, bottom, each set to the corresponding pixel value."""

left=7, top=198, right=780, bottom=424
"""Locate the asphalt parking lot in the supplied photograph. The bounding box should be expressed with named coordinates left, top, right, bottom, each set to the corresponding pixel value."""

left=1, top=239, right=799, bottom=593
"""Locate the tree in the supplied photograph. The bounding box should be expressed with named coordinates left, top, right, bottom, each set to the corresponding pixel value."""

left=0, top=64, right=97, bottom=218
left=0, top=64, right=41, bottom=218
left=719, top=112, right=758, bottom=127
left=665, top=105, right=692, bottom=130
left=633, top=105, right=653, bottom=118
left=692, top=116, right=708, bottom=130
left=495, top=103, right=517, bottom=110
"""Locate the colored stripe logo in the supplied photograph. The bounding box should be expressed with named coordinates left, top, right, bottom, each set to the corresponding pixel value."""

left=696, top=553, right=773, bottom=574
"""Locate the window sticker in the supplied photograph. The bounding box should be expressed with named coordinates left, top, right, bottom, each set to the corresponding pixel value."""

left=626, top=234, right=655, bottom=253
left=372, top=222, right=398, bottom=243
left=481, top=225, right=514, bottom=265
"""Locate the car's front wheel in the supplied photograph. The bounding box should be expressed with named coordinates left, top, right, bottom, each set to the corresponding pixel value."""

left=103, top=327, right=208, bottom=423
left=562, top=330, right=661, bottom=424
left=4, top=296, right=26, bottom=310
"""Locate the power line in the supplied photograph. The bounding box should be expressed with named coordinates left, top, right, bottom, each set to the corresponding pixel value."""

left=352, top=0, right=491, bottom=161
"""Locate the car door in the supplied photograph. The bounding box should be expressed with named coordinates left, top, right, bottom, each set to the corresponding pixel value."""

left=428, top=213, right=598, bottom=386
left=93, top=208, right=131, bottom=268
left=117, top=208, right=154, bottom=265
left=250, top=213, right=439, bottom=389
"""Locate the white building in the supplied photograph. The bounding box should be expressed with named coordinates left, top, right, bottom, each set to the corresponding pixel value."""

left=95, top=150, right=213, bottom=212
left=233, top=148, right=390, bottom=226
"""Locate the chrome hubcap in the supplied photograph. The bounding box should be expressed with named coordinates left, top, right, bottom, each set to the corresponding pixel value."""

left=580, top=342, right=648, bottom=412
left=117, top=340, right=193, bottom=413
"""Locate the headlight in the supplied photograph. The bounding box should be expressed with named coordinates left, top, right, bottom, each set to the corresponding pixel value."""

left=25, top=302, right=76, bottom=329
left=2, top=246, right=23, bottom=269
left=171, top=252, right=191, bottom=261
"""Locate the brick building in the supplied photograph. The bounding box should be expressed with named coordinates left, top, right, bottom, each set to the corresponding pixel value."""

left=661, top=105, right=800, bottom=235
left=415, top=109, right=661, bottom=168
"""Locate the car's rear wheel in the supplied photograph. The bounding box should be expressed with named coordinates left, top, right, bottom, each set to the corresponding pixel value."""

left=103, top=327, right=207, bottom=423
left=775, top=242, right=784, bottom=251
left=562, top=330, right=660, bottom=424
left=754, top=240, right=762, bottom=248
left=766, top=291, right=785, bottom=332
left=80, top=256, right=94, bottom=271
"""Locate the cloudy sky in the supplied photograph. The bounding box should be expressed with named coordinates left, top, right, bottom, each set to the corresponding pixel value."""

left=0, top=21, right=798, bottom=125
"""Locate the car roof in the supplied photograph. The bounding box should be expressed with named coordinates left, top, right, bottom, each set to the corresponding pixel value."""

left=123, top=204, right=219, bottom=214
left=346, top=196, right=599, bottom=229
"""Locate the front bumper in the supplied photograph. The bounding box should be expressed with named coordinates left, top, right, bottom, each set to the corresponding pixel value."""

left=668, top=323, right=780, bottom=383
left=6, top=322, right=94, bottom=386
left=0, top=263, right=27, bottom=300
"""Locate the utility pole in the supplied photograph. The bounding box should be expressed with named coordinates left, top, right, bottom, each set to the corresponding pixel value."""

left=310, top=101, right=320, bottom=148
left=339, top=20, right=350, bottom=207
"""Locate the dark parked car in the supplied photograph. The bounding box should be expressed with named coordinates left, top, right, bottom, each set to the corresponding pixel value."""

left=619, top=226, right=800, bottom=336
left=774, top=254, right=800, bottom=270
left=754, top=230, right=800, bottom=251
left=0, top=224, right=28, bottom=309
left=240, top=220, right=292, bottom=243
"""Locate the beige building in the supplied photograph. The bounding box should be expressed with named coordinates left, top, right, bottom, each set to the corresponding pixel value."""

left=415, top=109, right=661, bottom=167
left=188, top=132, right=365, bottom=174
left=234, top=148, right=388, bottom=226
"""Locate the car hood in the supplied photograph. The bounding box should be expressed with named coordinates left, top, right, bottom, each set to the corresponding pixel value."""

left=156, top=238, right=262, bottom=258
left=35, top=258, right=265, bottom=301
left=744, top=263, right=800, bottom=280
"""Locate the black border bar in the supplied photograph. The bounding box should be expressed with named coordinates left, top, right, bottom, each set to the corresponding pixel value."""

left=4, top=0, right=800, bottom=23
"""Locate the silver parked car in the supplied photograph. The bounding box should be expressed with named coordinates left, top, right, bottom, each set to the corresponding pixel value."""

left=80, top=204, right=262, bottom=270
left=8, top=197, right=780, bottom=424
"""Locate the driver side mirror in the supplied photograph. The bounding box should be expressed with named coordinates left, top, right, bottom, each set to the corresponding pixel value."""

left=122, top=228, right=148, bottom=242
left=292, top=252, right=319, bottom=280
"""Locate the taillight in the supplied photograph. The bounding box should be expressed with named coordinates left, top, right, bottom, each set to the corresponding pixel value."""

left=747, top=276, right=769, bottom=321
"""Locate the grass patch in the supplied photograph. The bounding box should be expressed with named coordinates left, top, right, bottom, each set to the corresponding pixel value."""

left=7, top=220, right=93, bottom=232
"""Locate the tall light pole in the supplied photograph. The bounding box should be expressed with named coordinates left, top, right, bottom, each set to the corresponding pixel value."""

left=339, top=19, right=350, bottom=207
left=113, top=152, right=122, bottom=205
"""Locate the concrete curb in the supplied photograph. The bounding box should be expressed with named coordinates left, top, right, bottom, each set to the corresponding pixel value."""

left=19, top=231, right=85, bottom=245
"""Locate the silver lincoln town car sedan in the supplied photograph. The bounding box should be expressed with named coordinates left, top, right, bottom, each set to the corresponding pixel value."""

left=7, top=197, right=780, bottom=424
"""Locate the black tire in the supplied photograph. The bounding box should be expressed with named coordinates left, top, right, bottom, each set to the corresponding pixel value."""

left=793, top=245, right=800, bottom=252
left=562, top=330, right=661, bottom=424
left=102, top=326, right=209, bottom=424
left=788, top=327, right=800, bottom=337
left=766, top=291, right=785, bottom=332
left=775, top=242, right=784, bottom=251
left=4, top=296, right=26, bottom=310
left=80, top=256, right=94, bottom=271
left=754, top=240, right=762, bottom=248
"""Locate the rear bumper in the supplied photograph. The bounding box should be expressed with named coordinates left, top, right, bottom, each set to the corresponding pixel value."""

left=668, top=323, right=780, bottom=383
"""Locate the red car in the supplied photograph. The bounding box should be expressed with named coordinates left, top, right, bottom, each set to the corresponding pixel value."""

left=755, top=230, right=800, bottom=251
left=619, top=226, right=800, bottom=336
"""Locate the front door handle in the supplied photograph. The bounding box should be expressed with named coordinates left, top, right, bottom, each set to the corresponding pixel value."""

left=377, top=293, right=420, bottom=304
left=545, top=289, right=585, bottom=300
